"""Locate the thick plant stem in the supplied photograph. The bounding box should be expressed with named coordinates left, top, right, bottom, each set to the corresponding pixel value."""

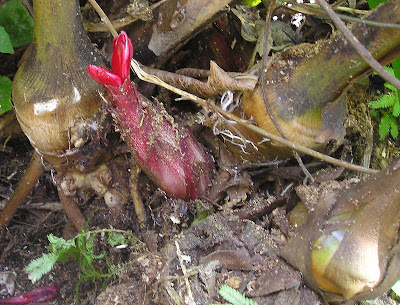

left=13, top=0, right=107, bottom=167
left=0, top=152, right=44, bottom=229
left=280, top=156, right=400, bottom=302
left=231, top=0, right=400, bottom=160
left=11, top=0, right=112, bottom=229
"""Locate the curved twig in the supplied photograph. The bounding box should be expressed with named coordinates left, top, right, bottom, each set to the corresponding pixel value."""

left=87, top=0, right=118, bottom=37
left=129, top=60, right=378, bottom=174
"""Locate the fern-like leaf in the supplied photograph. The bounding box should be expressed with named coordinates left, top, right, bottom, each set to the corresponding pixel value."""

left=369, top=94, right=396, bottom=109
left=218, top=285, right=259, bottom=305
left=384, top=82, right=397, bottom=92
left=379, top=114, right=392, bottom=139
left=384, top=66, right=395, bottom=75
left=25, top=227, right=138, bottom=301
left=393, top=98, right=400, bottom=117
left=25, top=252, right=59, bottom=283
left=108, top=232, right=126, bottom=247
left=389, top=117, right=399, bottom=139
left=47, top=233, right=76, bottom=251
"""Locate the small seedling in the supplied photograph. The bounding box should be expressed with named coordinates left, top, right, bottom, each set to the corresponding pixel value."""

left=213, top=284, right=259, bottom=305
left=25, top=227, right=145, bottom=300
left=369, top=66, right=400, bottom=140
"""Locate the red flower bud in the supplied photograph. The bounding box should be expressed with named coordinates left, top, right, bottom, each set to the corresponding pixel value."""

left=0, top=284, right=59, bottom=304
left=87, top=32, right=214, bottom=200
left=87, top=65, right=123, bottom=87
left=111, top=31, right=133, bottom=82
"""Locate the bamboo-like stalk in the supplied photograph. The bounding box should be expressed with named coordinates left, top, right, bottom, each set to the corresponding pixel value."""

left=234, top=0, right=400, bottom=160
left=280, top=157, right=400, bottom=302
left=2, top=0, right=111, bottom=231
left=12, top=0, right=108, bottom=168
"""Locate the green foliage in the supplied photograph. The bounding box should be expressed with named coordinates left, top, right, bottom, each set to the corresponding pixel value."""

left=0, top=0, right=33, bottom=49
left=192, top=203, right=213, bottom=226
left=214, top=285, right=259, bottom=305
left=0, top=76, right=12, bottom=115
left=367, top=0, right=386, bottom=9
left=0, top=26, right=14, bottom=54
left=241, top=0, right=262, bottom=6
left=25, top=228, right=144, bottom=300
left=0, top=0, right=34, bottom=116
left=369, top=67, right=400, bottom=140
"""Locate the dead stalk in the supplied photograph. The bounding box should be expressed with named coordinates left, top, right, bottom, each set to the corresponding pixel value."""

left=175, top=240, right=195, bottom=304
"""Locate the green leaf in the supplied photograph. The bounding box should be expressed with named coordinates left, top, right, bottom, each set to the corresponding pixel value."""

left=108, top=232, right=126, bottom=247
left=242, top=0, right=262, bottom=6
left=393, top=99, right=400, bottom=117
left=367, top=0, right=386, bottom=9
left=25, top=228, right=135, bottom=298
left=379, top=114, right=392, bottom=140
left=219, top=285, right=259, bottom=305
left=389, top=118, right=399, bottom=139
left=84, top=233, right=95, bottom=253
left=384, top=66, right=395, bottom=75
left=47, top=233, right=75, bottom=252
left=391, top=56, right=400, bottom=102
left=391, top=56, right=400, bottom=80
left=25, top=252, right=60, bottom=283
left=384, top=83, right=396, bottom=92
left=0, top=26, right=14, bottom=54
left=0, top=76, right=12, bottom=115
left=369, top=93, right=396, bottom=109
left=0, top=0, right=33, bottom=48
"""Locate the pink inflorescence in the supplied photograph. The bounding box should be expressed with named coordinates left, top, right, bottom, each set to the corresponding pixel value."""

left=87, top=31, right=213, bottom=200
left=0, top=284, right=60, bottom=304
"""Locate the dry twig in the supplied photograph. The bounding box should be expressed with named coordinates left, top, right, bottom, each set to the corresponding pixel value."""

left=175, top=240, right=195, bottom=305
left=85, top=0, right=167, bottom=32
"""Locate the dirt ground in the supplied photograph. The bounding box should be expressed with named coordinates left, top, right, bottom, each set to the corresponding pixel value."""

left=0, top=136, right=324, bottom=305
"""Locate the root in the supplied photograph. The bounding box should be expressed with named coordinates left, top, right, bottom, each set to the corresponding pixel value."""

left=0, top=151, right=44, bottom=229
left=57, top=190, right=86, bottom=232
left=129, top=160, right=146, bottom=224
